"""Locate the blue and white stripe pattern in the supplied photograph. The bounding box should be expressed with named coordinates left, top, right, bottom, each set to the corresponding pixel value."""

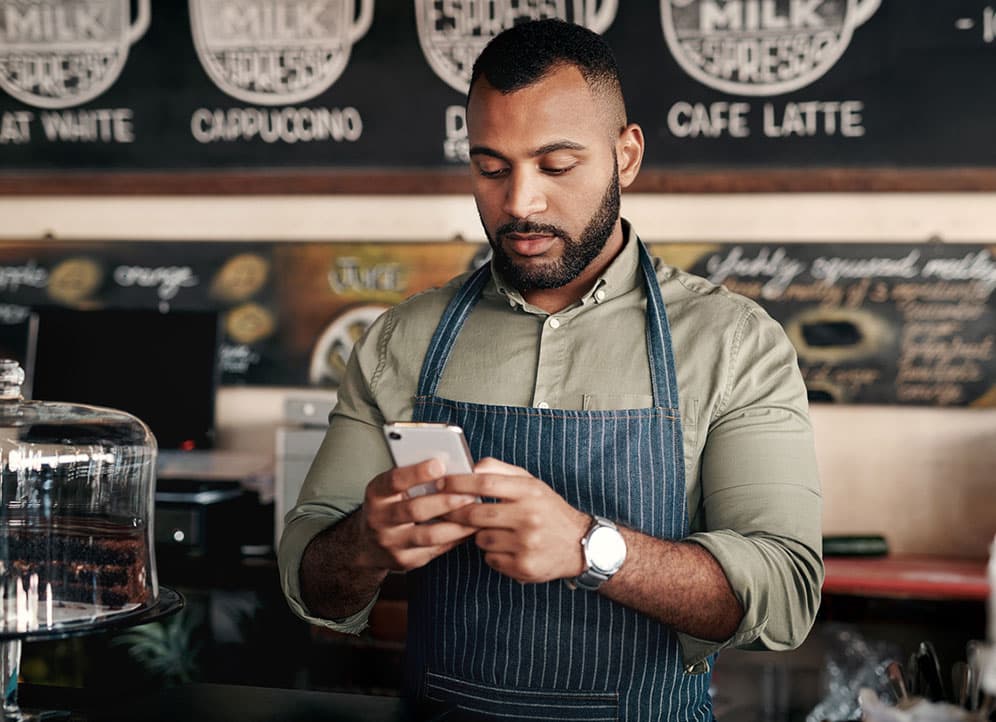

left=406, top=242, right=713, bottom=721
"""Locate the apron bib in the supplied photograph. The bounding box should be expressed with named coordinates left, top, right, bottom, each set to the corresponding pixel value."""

left=405, top=243, right=713, bottom=721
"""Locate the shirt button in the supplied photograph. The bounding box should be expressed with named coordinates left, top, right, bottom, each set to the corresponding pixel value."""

left=537, top=401, right=550, bottom=409
left=595, top=289, right=606, bottom=302
left=684, top=660, right=709, bottom=675
left=548, top=318, right=561, bottom=329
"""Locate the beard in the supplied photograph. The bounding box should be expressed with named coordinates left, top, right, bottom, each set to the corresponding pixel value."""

left=486, top=165, right=621, bottom=291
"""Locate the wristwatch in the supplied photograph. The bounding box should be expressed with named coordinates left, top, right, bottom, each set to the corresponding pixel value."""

left=568, top=516, right=627, bottom=591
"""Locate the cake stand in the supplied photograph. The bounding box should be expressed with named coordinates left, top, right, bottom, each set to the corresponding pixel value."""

left=0, top=586, right=183, bottom=721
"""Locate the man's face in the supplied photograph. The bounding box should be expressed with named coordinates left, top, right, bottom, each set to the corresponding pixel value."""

left=466, top=65, right=623, bottom=291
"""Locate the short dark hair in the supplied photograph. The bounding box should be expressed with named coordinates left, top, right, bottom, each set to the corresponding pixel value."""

left=468, top=19, right=626, bottom=123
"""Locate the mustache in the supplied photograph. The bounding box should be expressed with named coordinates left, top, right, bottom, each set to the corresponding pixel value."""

left=496, top=220, right=568, bottom=239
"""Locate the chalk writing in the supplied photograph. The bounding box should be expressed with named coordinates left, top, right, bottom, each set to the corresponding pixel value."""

left=328, top=258, right=404, bottom=294
left=0, top=262, right=48, bottom=293
left=0, top=304, right=30, bottom=324
left=219, top=343, right=260, bottom=375
left=113, top=265, right=199, bottom=300
left=686, top=243, right=996, bottom=406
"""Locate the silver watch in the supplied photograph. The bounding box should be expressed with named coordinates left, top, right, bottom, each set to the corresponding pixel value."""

left=569, top=516, right=627, bottom=591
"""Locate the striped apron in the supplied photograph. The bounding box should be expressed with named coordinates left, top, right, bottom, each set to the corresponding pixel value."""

left=405, top=242, right=713, bottom=721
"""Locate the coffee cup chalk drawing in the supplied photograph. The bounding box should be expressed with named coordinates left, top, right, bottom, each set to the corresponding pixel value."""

left=416, top=0, right=618, bottom=95
left=0, top=0, right=150, bottom=109
left=419, top=0, right=619, bottom=162
left=660, top=0, right=881, bottom=97
left=189, top=0, right=373, bottom=106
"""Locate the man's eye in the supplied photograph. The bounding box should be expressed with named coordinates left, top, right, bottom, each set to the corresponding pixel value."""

left=478, top=167, right=507, bottom=178
left=542, top=165, right=575, bottom=175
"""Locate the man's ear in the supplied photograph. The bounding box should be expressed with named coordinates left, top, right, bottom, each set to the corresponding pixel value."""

left=616, top=123, right=644, bottom=189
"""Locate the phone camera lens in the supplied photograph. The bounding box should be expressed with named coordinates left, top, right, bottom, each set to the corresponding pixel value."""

left=388, top=432, right=402, bottom=440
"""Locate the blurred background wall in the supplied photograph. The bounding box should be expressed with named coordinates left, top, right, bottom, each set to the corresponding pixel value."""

left=4, top=192, right=995, bottom=558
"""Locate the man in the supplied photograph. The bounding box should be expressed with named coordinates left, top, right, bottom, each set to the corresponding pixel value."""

left=279, top=19, right=822, bottom=721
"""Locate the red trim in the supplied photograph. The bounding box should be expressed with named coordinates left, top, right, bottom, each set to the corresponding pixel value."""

left=823, top=555, right=990, bottom=601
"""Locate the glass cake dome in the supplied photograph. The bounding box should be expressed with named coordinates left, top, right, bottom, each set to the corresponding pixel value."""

left=0, top=359, right=159, bottom=635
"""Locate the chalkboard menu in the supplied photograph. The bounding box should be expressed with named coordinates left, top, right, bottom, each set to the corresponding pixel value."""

left=0, top=238, right=992, bottom=407
left=0, top=1, right=994, bottom=192
left=657, top=242, right=996, bottom=407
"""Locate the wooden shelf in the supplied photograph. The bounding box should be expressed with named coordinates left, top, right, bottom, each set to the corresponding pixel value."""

left=3, top=167, right=996, bottom=195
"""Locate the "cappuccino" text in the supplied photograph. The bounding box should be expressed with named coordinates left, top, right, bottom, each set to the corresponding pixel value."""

left=191, top=105, right=363, bottom=143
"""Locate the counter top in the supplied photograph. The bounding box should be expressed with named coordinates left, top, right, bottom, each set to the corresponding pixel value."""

left=20, top=682, right=409, bottom=722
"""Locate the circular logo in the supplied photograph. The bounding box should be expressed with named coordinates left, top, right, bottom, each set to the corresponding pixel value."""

left=415, top=0, right=619, bottom=94
left=660, top=0, right=880, bottom=96
left=0, top=0, right=150, bottom=109
left=211, top=253, right=270, bottom=303
left=189, top=0, right=372, bottom=105
left=47, top=257, right=104, bottom=304
left=225, top=302, right=276, bottom=344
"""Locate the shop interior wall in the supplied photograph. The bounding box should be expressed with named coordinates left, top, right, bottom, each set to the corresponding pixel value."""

left=3, top=192, right=995, bottom=560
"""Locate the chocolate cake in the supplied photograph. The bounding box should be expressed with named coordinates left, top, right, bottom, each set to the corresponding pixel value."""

left=3, top=521, right=150, bottom=610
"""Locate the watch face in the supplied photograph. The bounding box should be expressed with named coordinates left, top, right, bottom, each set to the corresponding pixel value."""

left=587, top=526, right=626, bottom=573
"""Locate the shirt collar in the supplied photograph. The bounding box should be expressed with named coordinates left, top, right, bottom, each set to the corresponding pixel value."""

left=489, top=218, right=642, bottom=312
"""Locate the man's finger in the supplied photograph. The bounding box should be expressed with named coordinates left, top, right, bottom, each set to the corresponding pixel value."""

left=439, top=472, right=536, bottom=500
left=408, top=521, right=478, bottom=548
left=443, top=500, right=517, bottom=529
left=393, top=537, right=477, bottom=571
left=383, top=492, right=480, bottom=525
left=404, top=481, right=439, bottom=499
left=473, top=528, right=521, bottom=552
left=482, top=551, right=516, bottom=577
left=371, top=519, right=475, bottom=560
left=370, top=459, right=446, bottom=498
left=473, top=457, right=527, bottom=476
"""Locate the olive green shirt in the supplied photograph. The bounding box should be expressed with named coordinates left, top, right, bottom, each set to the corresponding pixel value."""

left=278, top=222, right=823, bottom=670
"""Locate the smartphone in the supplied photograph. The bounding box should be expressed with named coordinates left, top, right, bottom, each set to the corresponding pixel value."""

left=383, top=422, right=475, bottom=498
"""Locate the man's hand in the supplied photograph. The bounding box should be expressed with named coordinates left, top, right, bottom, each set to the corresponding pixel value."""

left=439, top=458, right=744, bottom=641
left=299, top=458, right=478, bottom=619
left=357, top=458, right=480, bottom=572
left=441, top=458, right=591, bottom=584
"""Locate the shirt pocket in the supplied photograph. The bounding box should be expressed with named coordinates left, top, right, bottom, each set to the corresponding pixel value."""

left=423, top=670, right=619, bottom=721
left=582, top=393, right=654, bottom=411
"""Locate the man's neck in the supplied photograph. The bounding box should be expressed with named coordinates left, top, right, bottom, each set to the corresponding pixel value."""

left=521, top=223, right=626, bottom=314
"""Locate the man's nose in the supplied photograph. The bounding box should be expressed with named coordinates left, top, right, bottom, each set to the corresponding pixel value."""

left=502, top=170, right=547, bottom=219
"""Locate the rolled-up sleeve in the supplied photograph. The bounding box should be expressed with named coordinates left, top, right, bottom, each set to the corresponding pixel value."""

left=278, top=498, right=375, bottom=634
left=679, top=304, right=823, bottom=668
left=277, top=316, right=396, bottom=634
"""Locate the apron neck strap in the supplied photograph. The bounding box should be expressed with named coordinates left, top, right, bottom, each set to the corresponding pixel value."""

left=416, top=242, right=680, bottom=410
left=416, top=262, right=491, bottom=398
left=638, top=242, right=679, bottom=410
